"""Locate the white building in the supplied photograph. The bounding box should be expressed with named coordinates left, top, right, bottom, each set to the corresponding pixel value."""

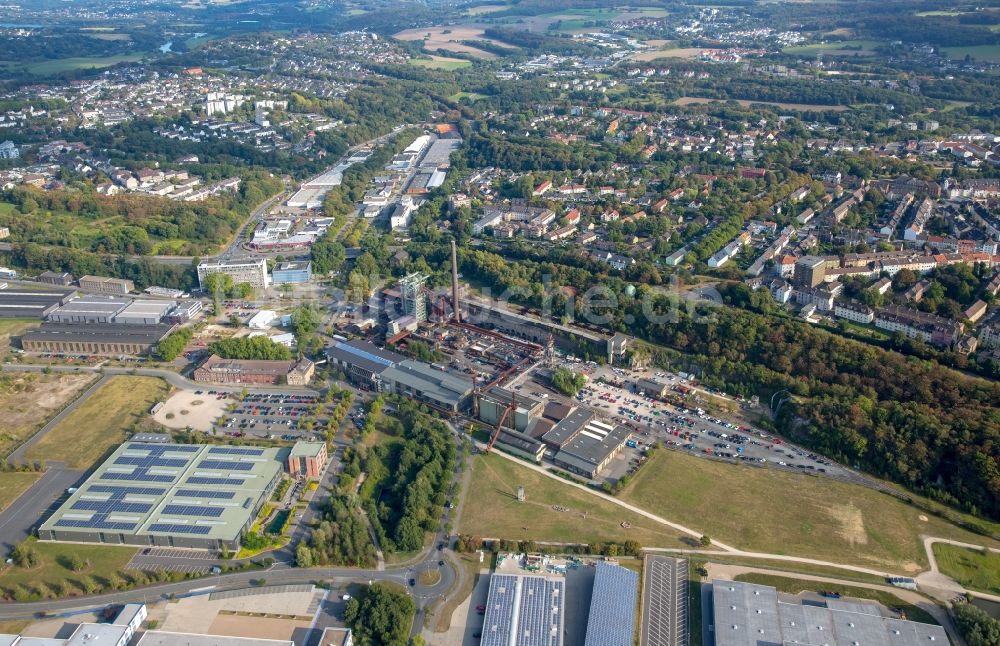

left=197, top=259, right=270, bottom=290
left=0, top=140, right=18, bottom=159
left=834, top=300, right=875, bottom=324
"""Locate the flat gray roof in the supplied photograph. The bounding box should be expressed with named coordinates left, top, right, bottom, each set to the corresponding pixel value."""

left=22, top=323, right=173, bottom=345
left=40, top=442, right=284, bottom=542
left=137, top=632, right=293, bottom=646
left=116, top=300, right=176, bottom=318
left=543, top=407, right=631, bottom=469
left=274, top=261, right=311, bottom=272
left=711, top=579, right=949, bottom=646
left=50, top=295, right=130, bottom=316
left=381, top=359, right=473, bottom=409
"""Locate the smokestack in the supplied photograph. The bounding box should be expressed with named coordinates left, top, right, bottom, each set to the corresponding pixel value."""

left=451, top=239, right=461, bottom=323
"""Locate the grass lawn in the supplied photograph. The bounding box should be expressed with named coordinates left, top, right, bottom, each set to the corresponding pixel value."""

left=732, top=573, right=939, bottom=625
left=941, top=45, right=1000, bottom=63
left=459, top=453, right=701, bottom=549
left=0, top=538, right=136, bottom=599
left=26, top=53, right=146, bottom=76
left=408, top=57, right=472, bottom=70
left=450, top=91, right=487, bottom=102
left=619, top=450, right=1000, bottom=573
left=25, top=376, right=170, bottom=469
left=932, top=544, right=1000, bottom=595
left=0, top=471, right=42, bottom=513
left=784, top=39, right=881, bottom=54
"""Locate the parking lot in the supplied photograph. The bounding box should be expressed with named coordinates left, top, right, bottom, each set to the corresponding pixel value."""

left=207, top=390, right=335, bottom=442
left=574, top=374, right=848, bottom=477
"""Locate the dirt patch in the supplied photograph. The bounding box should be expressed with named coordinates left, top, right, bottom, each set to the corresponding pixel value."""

left=154, top=389, right=227, bottom=431
left=828, top=503, right=868, bottom=548
left=0, top=372, right=97, bottom=457
left=208, top=615, right=311, bottom=641
left=631, top=47, right=704, bottom=61
left=394, top=25, right=516, bottom=59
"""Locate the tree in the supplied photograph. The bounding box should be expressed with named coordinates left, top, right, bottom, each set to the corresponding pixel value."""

left=344, top=583, right=415, bottom=646
left=953, top=601, right=1000, bottom=646
left=208, top=336, right=292, bottom=361
left=295, top=543, right=314, bottom=568
left=700, top=535, right=712, bottom=547
left=156, top=327, right=193, bottom=361
left=10, top=542, right=39, bottom=568
left=551, top=368, right=586, bottom=396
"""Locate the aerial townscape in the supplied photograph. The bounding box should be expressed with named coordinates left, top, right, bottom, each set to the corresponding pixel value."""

left=1, top=0, right=1000, bottom=645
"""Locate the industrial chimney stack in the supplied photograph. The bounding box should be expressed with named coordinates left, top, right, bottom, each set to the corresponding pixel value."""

left=451, top=239, right=461, bottom=323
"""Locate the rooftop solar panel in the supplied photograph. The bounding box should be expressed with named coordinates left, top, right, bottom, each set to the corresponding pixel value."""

left=162, top=504, right=225, bottom=517
left=175, top=490, right=236, bottom=499
left=88, top=484, right=166, bottom=496
left=208, top=447, right=265, bottom=456
left=185, top=476, right=247, bottom=486
left=197, top=460, right=255, bottom=471
left=100, top=471, right=175, bottom=483
left=147, top=523, right=212, bottom=535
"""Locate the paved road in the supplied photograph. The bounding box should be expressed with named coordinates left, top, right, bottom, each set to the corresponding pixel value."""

left=6, top=374, right=107, bottom=466
left=0, top=465, right=83, bottom=552
left=919, top=537, right=1000, bottom=604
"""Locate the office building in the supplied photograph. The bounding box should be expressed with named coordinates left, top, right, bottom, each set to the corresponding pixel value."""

left=197, top=259, right=270, bottom=290
left=272, top=261, right=312, bottom=284
left=39, top=442, right=284, bottom=551
left=584, top=561, right=639, bottom=646
left=21, top=323, right=173, bottom=355
left=793, top=257, right=826, bottom=289
left=712, top=579, right=948, bottom=646
left=481, top=573, right=565, bottom=646
left=166, top=300, right=203, bottom=324
left=288, top=441, right=329, bottom=480
left=79, top=275, right=134, bottom=295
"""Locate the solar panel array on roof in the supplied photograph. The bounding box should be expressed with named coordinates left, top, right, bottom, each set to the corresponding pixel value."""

left=176, top=490, right=235, bottom=499
left=186, top=476, right=247, bottom=486
left=481, top=573, right=564, bottom=646
left=162, top=504, right=225, bottom=518
left=584, top=561, right=639, bottom=646
left=197, top=459, right=255, bottom=471
left=147, top=524, right=212, bottom=535
left=208, top=447, right=265, bottom=456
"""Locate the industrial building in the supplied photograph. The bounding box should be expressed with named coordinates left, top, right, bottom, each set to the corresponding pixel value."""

left=39, top=442, right=284, bottom=550
left=324, top=339, right=472, bottom=411
left=197, top=258, right=270, bottom=290
left=583, top=561, right=639, bottom=646
left=711, top=579, right=949, bottom=646
left=47, top=295, right=130, bottom=324
left=21, top=323, right=173, bottom=355
left=641, top=556, right=688, bottom=646
left=194, top=355, right=314, bottom=386
left=635, top=378, right=668, bottom=399
left=114, top=299, right=177, bottom=325
left=478, top=387, right=545, bottom=433
left=287, top=441, right=328, bottom=479
left=79, top=274, right=135, bottom=295
left=0, top=286, right=75, bottom=318
left=37, top=270, right=74, bottom=286
left=272, top=261, right=312, bottom=284
left=481, top=573, right=565, bottom=646
left=165, top=300, right=203, bottom=324
left=541, top=408, right=632, bottom=479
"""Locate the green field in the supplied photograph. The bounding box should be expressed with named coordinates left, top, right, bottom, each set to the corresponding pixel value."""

left=732, top=573, right=939, bottom=625
left=619, top=450, right=1000, bottom=573
left=459, top=452, right=701, bottom=548
left=23, top=54, right=146, bottom=76
left=450, top=91, right=487, bottom=102
left=941, top=45, right=1000, bottom=63
left=408, top=57, right=472, bottom=70
left=932, top=544, right=1000, bottom=595
left=783, top=39, right=881, bottom=54
left=0, top=472, right=42, bottom=513
left=0, top=538, right=136, bottom=599
left=25, top=376, right=170, bottom=469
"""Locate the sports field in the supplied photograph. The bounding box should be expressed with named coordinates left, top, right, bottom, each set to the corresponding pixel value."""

left=459, top=452, right=702, bottom=549
left=25, top=376, right=170, bottom=468
left=619, top=450, right=1000, bottom=572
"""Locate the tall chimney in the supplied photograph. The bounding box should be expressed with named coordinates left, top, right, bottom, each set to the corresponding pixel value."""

left=451, top=239, right=461, bottom=323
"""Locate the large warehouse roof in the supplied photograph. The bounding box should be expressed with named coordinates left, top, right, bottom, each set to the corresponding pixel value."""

left=40, top=442, right=284, bottom=543
left=22, top=323, right=173, bottom=346
left=0, top=287, right=75, bottom=318
left=583, top=561, right=639, bottom=646
left=49, top=295, right=130, bottom=318
left=381, top=359, right=473, bottom=409
left=481, top=573, right=565, bottom=646
left=712, top=580, right=948, bottom=646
